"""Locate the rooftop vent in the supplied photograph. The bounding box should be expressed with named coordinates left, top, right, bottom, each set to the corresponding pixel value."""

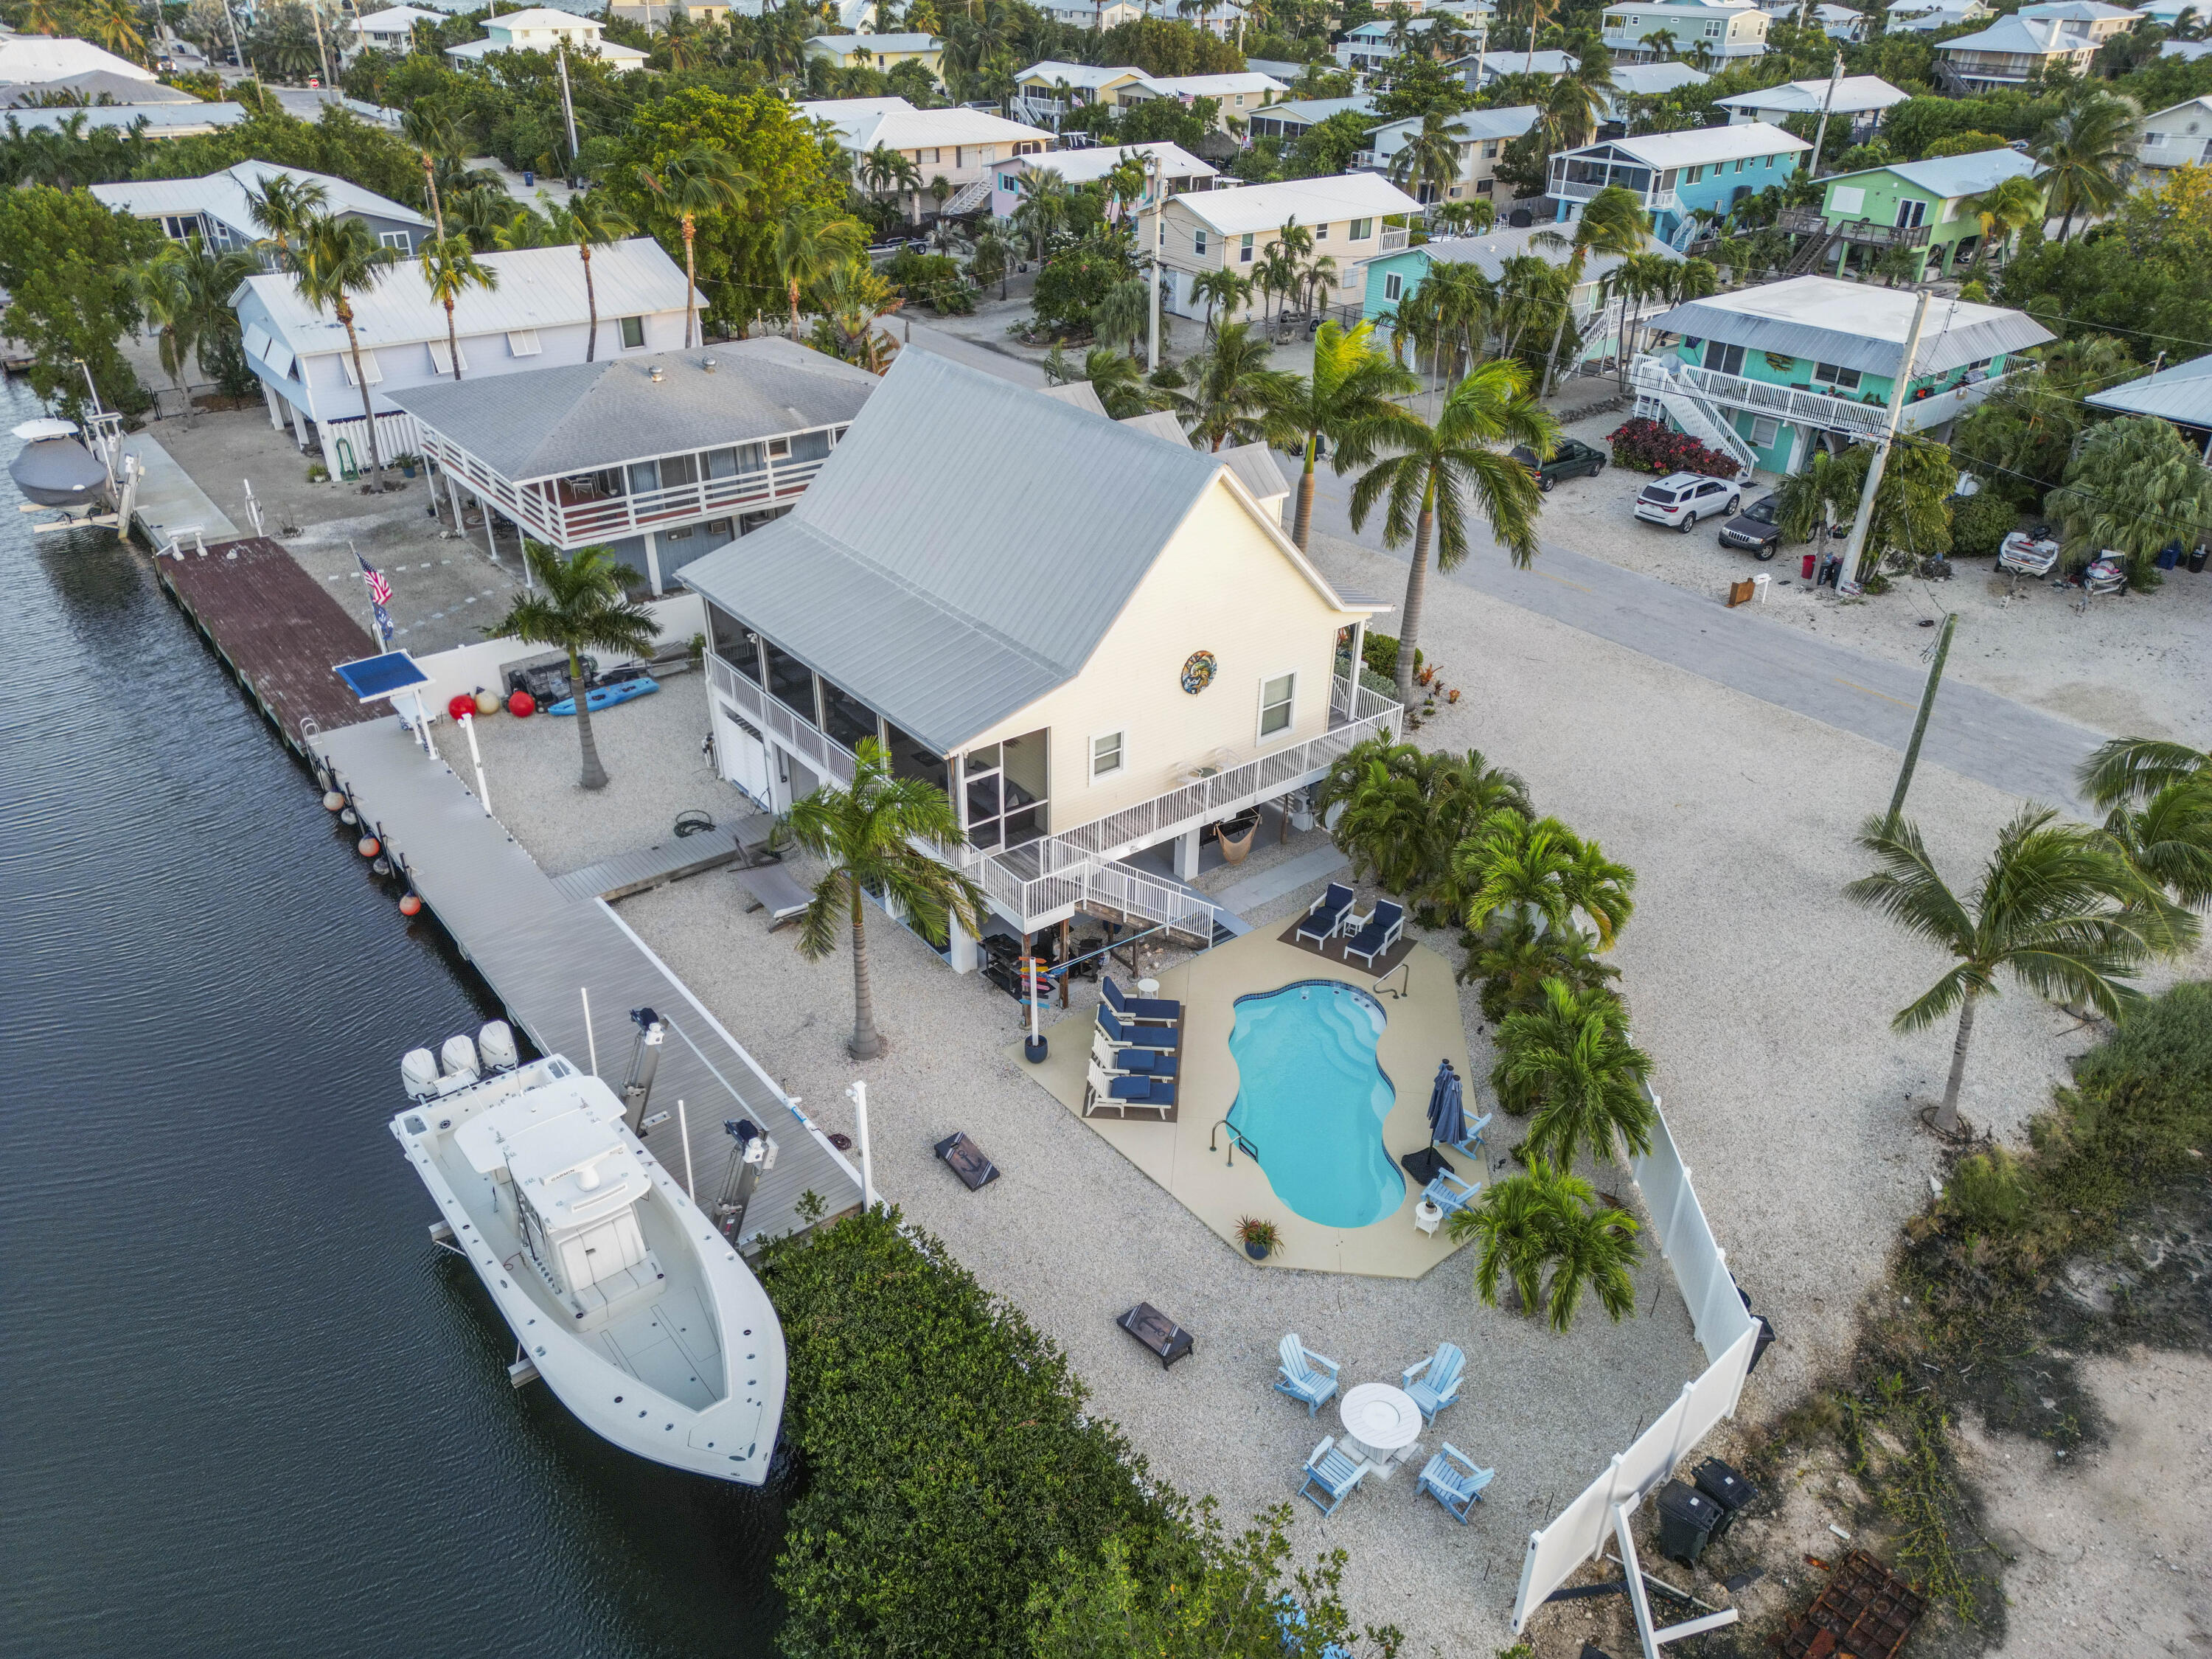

left=701, top=355, right=719, bottom=373
left=649, top=365, right=664, bottom=383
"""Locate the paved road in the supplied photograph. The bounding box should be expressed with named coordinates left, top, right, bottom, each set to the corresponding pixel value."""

left=890, top=329, right=2103, bottom=810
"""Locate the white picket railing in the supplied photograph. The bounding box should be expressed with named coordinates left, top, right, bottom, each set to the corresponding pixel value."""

left=707, top=654, right=859, bottom=787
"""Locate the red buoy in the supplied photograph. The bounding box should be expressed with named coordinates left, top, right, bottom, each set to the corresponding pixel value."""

left=508, top=689, right=537, bottom=717
left=358, top=835, right=381, bottom=858
left=399, top=893, right=423, bottom=917
left=448, top=692, right=477, bottom=721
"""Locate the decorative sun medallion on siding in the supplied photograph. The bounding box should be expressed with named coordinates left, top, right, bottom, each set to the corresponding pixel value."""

left=1180, top=650, right=1217, bottom=695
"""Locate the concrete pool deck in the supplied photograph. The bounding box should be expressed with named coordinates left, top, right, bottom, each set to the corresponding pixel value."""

left=1010, top=928, right=1479, bottom=1279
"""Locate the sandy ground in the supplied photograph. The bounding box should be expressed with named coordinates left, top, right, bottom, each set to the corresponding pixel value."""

left=1964, top=1349, right=2212, bottom=1659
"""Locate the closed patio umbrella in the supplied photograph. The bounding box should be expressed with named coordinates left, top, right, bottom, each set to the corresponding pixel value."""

left=1427, top=1060, right=1466, bottom=1149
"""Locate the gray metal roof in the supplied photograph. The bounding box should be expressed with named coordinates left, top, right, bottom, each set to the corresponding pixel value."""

left=2084, top=350, right=2212, bottom=426
left=1646, top=275, right=2053, bottom=378
left=1038, top=380, right=1109, bottom=415
left=0, top=69, right=198, bottom=104
left=681, top=349, right=1251, bottom=756
left=385, top=341, right=879, bottom=481
left=1111, top=408, right=1290, bottom=499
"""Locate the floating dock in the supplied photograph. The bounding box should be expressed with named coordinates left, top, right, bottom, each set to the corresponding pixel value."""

left=155, top=536, right=377, bottom=755
left=313, top=718, right=862, bottom=1248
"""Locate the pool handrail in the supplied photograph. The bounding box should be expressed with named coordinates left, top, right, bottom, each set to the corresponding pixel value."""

left=1209, top=1117, right=1259, bottom=1165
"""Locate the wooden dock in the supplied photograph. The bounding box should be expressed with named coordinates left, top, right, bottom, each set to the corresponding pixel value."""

left=156, top=536, right=378, bottom=756
left=313, top=718, right=862, bottom=1249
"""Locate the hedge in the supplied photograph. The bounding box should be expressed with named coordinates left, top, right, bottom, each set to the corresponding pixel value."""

left=1605, top=417, right=1742, bottom=480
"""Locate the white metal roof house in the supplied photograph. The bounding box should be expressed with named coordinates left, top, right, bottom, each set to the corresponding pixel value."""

left=2083, top=350, right=2212, bottom=457
left=1470, top=48, right=1579, bottom=83
left=1245, top=94, right=1377, bottom=141
left=1601, top=0, right=1769, bottom=62
left=90, top=162, right=429, bottom=258
left=1548, top=122, right=1809, bottom=248
left=386, top=341, right=879, bottom=594
left=445, top=8, right=650, bottom=70
left=1354, top=105, right=1539, bottom=204
left=0, top=33, right=156, bottom=83
left=1883, top=0, right=1991, bottom=28
left=801, top=96, right=1048, bottom=210
left=1120, top=70, right=1291, bottom=131
left=1158, top=172, right=1423, bottom=322
left=987, top=140, right=1216, bottom=219
left=352, top=5, right=448, bottom=52
left=232, top=237, right=697, bottom=470
left=2, top=100, right=248, bottom=138
left=1602, top=59, right=1710, bottom=119
left=1933, top=11, right=2101, bottom=90
left=2137, top=94, right=2212, bottom=170
left=801, top=31, right=943, bottom=73
left=678, top=349, right=1399, bottom=961
left=1717, top=74, right=1907, bottom=126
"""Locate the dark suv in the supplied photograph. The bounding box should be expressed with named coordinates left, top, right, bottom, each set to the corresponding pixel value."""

left=1511, top=437, right=1608, bottom=492
left=1717, top=494, right=1783, bottom=560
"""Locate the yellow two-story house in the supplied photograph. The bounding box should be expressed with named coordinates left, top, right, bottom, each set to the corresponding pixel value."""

left=1158, top=173, right=1424, bottom=325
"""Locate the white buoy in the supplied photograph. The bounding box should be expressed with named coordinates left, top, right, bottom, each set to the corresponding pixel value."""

left=323, top=790, right=346, bottom=811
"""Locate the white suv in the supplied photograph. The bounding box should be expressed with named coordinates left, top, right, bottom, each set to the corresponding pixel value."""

left=1634, top=472, right=1741, bottom=532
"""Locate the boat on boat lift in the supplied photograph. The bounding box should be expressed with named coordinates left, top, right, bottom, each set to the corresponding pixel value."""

left=10, top=417, right=113, bottom=509
left=390, top=1017, right=787, bottom=1484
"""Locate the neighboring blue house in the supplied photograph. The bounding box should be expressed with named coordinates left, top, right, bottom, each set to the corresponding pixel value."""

left=1548, top=120, right=1809, bottom=248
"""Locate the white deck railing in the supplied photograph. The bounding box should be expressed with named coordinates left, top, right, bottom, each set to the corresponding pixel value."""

left=707, top=653, right=859, bottom=787
left=1632, top=354, right=2016, bottom=441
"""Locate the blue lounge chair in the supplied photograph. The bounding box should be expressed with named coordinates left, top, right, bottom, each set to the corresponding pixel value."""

left=1103, top=975, right=1180, bottom=1025
left=1097, top=1004, right=1179, bottom=1052
left=1416, top=1444, right=1495, bottom=1523
left=1295, top=882, right=1355, bottom=945
left=1298, top=1436, right=1368, bottom=1517
left=1273, top=1334, right=1341, bottom=1415
left=1422, top=1166, right=1481, bottom=1218
left=1340, top=900, right=1405, bottom=969
left=1450, top=1111, right=1493, bottom=1162
left=1083, top=1060, right=1176, bottom=1118
left=1091, top=1030, right=1180, bottom=1078
left=1401, top=1342, right=1466, bottom=1424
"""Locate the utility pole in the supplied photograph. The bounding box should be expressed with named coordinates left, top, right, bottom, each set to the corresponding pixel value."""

left=1834, top=288, right=1931, bottom=593
left=1809, top=52, right=1844, bottom=176
left=557, top=41, right=580, bottom=174
left=220, top=0, right=245, bottom=78
left=310, top=0, right=333, bottom=94
left=1145, top=149, right=1162, bottom=374
left=1887, top=611, right=1955, bottom=824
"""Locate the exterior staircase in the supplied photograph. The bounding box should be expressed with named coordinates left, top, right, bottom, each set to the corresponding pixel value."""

left=1782, top=221, right=1841, bottom=277
left=1632, top=358, right=1759, bottom=471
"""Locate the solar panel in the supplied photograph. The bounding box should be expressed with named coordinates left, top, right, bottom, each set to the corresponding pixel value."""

left=334, top=651, right=431, bottom=702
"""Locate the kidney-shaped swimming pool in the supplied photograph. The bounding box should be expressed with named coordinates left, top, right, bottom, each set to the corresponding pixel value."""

left=1225, top=980, right=1405, bottom=1230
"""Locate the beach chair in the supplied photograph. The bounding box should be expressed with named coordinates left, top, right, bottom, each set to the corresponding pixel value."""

left=1084, top=1060, right=1177, bottom=1119
left=1273, top=1334, right=1341, bottom=1416
left=1449, top=1111, right=1492, bottom=1163
left=1421, top=1166, right=1481, bottom=1219
left=1091, top=1029, right=1179, bottom=1079
left=734, top=862, right=810, bottom=931
left=1097, top=1004, right=1180, bottom=1053
left=1102, top=975, right=1180, bottom=1026
left=1294, top=882, right=1355, bottom=945
left=1298, top=1436, right=1369, bottom=1517
left=1400, top=1341, right=1465, bottom=1424
left=1340, top=900, right=1404, bottom=969
left=1416, top=1444, right=1495, bottom=1523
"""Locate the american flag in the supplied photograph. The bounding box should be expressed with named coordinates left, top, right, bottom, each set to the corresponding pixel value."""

left=354, top=543, right=395, bottom=647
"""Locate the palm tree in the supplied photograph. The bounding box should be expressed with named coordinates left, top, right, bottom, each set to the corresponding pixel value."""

left=85, top=0, right=145, bottom=63
left=1388, top=109, right=1472, bottom=206
left=1448, top=1156, right=1642, bottom=1333
left=419, top=235, right=499, bottom=381
left=1964, top=172, right=2047, bottom=274
left=400, top=102, right=465, bottom=243
left=1416, top=260, right=1501, bottom=393
left=1773, top=443, right=1856, bottom=554
left=242, top=172, right=330, bottom=271
left=1010, top=168, right=1071, bottom=258
left=970, top=225, right=1012, bottom=299
left=2032, top=89, right=2140, bottom=243
left=813, top=259, right=904, bottom=372
left=2079, top=737, right=2212, bottom=911
left=2079, top=737, right=2211, bottom=810
left=1638, top=26, right=1678, bottom=58
left=291, top=213, right=399, bottom=490
left=774, top=201, right=866, bottom=338
left=1491, top=978, right=1656, bottom=1166
left=1328, top=757, right=1441, bottom=896
left=1465, top=911, right=1622, bottom=1020
left=1279, top=320, right=1422, bottom=551
left=1607, top=248, right=1678, bottom=383
left=1351, top=360, right=1555, bottom=706
left=1190, top=268, right=1250, bottom=341
left=1174, top=321, right=1299, bottom=451
left=1845, top=808, right=2194, bottom=1135
left=1455, top=808, right=1636, bottom=946
left=485, top=544, right=658, bottom=792
left=541, top=190, right=635, bottom=364
left=787, top=738, right=986, bottom=1060
left=1093, top=276, right=1151, bottom=357
left=132, top=236, right=257, bottom=423
left=1531, top=184, right=1648, bottom=394
left=637, top=142, right=755, bottom=347
left=1081, top=346, right=1163, bottom=417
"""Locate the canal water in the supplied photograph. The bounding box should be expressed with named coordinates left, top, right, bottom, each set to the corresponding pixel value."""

left=0, top=384, right=783, bottom=1658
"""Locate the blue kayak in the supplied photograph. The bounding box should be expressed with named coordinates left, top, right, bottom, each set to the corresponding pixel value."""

left=547, top=676, right=660, bottom=717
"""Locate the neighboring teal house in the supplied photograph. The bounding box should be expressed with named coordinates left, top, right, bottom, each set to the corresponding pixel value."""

left=1546, top=121, right=1809, bottom=250
left=1360, top=225, right=1683, bottom=370
left=1778, top=147, right=2046, bottom=284
left=1630, top=274, right=2052, bottom=475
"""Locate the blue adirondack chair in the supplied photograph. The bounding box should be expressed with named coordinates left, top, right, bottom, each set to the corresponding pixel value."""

left=1450, top=1111, right=1493, bottom=1162
left=1421, top=1166, right=1481, bottom=1218
left=1273, top=1333, right=1340, bottom=1415
left=1298, top=1435, right=1368, bottom=1517
left=1401, top=1342, right=1465, bottom=1424
left=1417, top=1443, right=1495, bottom=1523
left=1294, top=882, right=1354, bottom=945
left=1341, top=900, right=1404, bottom=968
left=1097, top=1004, right=1179, bottom=1052
left=1102, top=975, right=1179, bottom=1025
left=1091, top=1030, right=1180, bottom=1078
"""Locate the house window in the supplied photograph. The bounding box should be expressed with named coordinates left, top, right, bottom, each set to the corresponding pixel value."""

left=1315, top=221, right=1328, bottom=239
left=766, top=436, right=791, bottom=459
left=1482, top=140, right=1500, bottom=159
left=1702, top=340, right=1746, bottom=376
left=428, top=338, right=468, bottom=375
left=507, top=329, right=542, bottom=356
left=380, top=230, right=413, bottom=251
left=1240, top=232, right=1254, bottom=262
left=340, top=349, right=384, bottom=386
left=1384, top=272, right=1403, bottom=301
left=1349, top=218, right=1372, bottom=240
left=619, top=316, right=645, bottom=349
left=1000, top=172, right=1020, bottom=191
left=1091, top=730, right=1124, bottom=779
left=1748, top=414, right=1781, bottom=449
left=818, top=675, right=880, bottom=751
left=1733, top=158, right=1746, bottom=173
left=1895, top=198, right=1927, bottom=229
left=1194, top=227, right=1208, bottom=255
left=961, top=731, right=1048, bottom=849
left=763, top=641, right=816, bottom=723
left=1259, top=673, right=1296, bottom=740
left=1814, top=361, right=1861, bottom=390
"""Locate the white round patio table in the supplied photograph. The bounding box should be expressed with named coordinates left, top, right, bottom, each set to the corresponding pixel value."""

left=1338, top=1382, right=1423, bottom=1467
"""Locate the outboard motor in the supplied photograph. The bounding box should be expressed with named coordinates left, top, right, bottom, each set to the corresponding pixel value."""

left=440, top=1033, right=480, bottom=1082
left=477, top=1020, right=518, bottom=1072
left=620, top=1006, right=663, bottom=1135
left=401, top=1048, right=441, bottom=1100
left=715, top=1119, right=778, bottom=1245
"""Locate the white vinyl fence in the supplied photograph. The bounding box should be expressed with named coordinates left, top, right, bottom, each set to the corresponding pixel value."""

left=399, top=593, right=706, bottom=717
left=1510, top=1082, right=1761, bottom=1633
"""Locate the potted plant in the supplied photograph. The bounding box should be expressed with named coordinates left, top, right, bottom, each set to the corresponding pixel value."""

left=1216, top=808, right=1262, bottom=864
left=1235, top=1216, right=1281, bottom=1260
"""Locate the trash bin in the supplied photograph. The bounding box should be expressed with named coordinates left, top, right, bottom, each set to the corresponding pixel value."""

left=1734, top=1281, right=1778, bottom=1373
left=1692, top=1458, right=1759, bottom=1540
left=2189, top=543, right=2208, bottom=574
left=1655, top=1481, right=1722, bottom=1566
left=2157, top=540, right=2181, bottom=570
left=1801, top=552, right=1817, bottom=580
